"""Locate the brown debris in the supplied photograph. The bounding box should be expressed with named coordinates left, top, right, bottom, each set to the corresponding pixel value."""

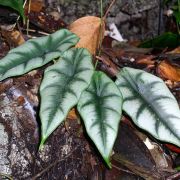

left=0, top=27, right=25, bottom=46
left=24, top=0, right=45, bottom=13
left=157, top=60, right=180, bottom=81
left=69, top=16, right=105, bottom=55
left=0, top=1, right=180, bottom=178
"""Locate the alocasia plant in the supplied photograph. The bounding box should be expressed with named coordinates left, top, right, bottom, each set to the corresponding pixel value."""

left=0, top=28, right=179, bottom=167
left=115, top=67, right=180, bottom=146
left=0, top=29, right=79, bottom=81
left=40, top=48, right=94, bottom=146
left=78, top=71, right=123, bottom=166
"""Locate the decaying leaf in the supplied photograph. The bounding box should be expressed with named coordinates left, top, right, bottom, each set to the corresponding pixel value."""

left=136, top=55, right=155, bottom=66
left=24, top=0, right=44, bottom=13
left=167, top=46, right=180, bottom=54
left=113, top=122, right=164, bottom=179
left=96, top=54, right=119, bottom=77
left=69, top=16, right=105, bottom=55
left=158, top=60, right=180, bottom=81
left=67, top=108, right=78, bottom=120
left=0, top=27, right=25, bottom=46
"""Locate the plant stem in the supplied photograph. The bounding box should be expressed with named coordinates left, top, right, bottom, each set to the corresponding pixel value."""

left=95, top=0, right=117, bottom=69
left=177, top=0, right=180, bottom=34
left=99, top=0, right=104, bottom=52
left=0, top=173, right=13, bottom=180
left=26, top=0, right=31, bottom=36
left=95, top=0, right=104, bottom=69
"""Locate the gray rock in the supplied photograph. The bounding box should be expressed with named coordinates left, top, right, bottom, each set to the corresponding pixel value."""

left=115, top=12, right=130, bottom=24
left=46, top=0, right=163, bottom=40
left=0, top=72, right=103, bottom=179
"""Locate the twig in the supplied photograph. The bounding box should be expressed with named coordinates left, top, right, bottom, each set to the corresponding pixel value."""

left=95, top=0, right=117, bottom=69
left=96, top=55, right=119, bottom=76
left=166, top=172, right=180, bottom=180
left=95, top=0, right=104, bottom=69
left=26, top=0, right=32, bottom=36
left=31, top=146, right=80, bottom=180
left=0, top=173, right=13, bottom=180
left=103, top=0, right=116, bottom=19
left=112, top=164, right=136, bottom=175
left=21, top=28, right=50, bottom=36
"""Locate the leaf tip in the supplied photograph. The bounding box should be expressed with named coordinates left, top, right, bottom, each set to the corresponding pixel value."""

left=39, top=138, right=46, bottom=151
left=104, top=157, right=112, bottom=168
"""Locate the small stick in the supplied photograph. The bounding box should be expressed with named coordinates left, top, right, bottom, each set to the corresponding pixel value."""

left=104, top=0, right=116, bottom=20
left=26, top=0, right=32, bottom=36
left=0, top=173, right=13, bottom=180
left=112, top=164, right=136, bottom=175
left=166, top=172, right=180, bottom=180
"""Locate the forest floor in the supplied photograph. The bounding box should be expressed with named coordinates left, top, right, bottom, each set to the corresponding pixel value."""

left=0, top=0, right=180, bottom=179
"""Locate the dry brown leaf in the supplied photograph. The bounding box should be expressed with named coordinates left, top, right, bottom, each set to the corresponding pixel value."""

left=67, top=108, right=78, bottom=120
left=69, top=16, right=105, bottom=55
left=167, top=46, right=180, bottom=54
left=24, top=0, right=44, bottom=13
left=158, top=60, right=180, bottom=81
left=0, top=28, right=25, bottom=46
left=136, top=55, right=155, bottom=69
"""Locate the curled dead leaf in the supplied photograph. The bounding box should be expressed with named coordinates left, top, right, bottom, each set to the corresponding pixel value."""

left=157, top=60, right=180, bottom=81
left=67, top=108, right=78, bottom=120
left=24, top=0, right=44, bottom=12
left=167, top=46, right=180, bottom=54
left=136, top=55, right=155, bottom=66
left=69, top=16, right=105, bottom=55
left=0, top=28, right=25, bottom=46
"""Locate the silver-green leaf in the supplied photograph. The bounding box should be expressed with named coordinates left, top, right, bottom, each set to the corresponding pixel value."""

left=0, top=29, right=79, bottom=81
left=77, top=71, right=123, bottom=167
left=116, top=67, right=180, bottom=146
left=40, top=48, right=94, bottom=146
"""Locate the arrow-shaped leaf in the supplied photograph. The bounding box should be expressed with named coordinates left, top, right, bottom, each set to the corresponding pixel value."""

left=40, top=48, right=94, bottom=145
left=77, top=71, right=123, bottom=167
left=0, top=29, right=79, bottom=81
left=115, top=67, right=180, bottom=146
